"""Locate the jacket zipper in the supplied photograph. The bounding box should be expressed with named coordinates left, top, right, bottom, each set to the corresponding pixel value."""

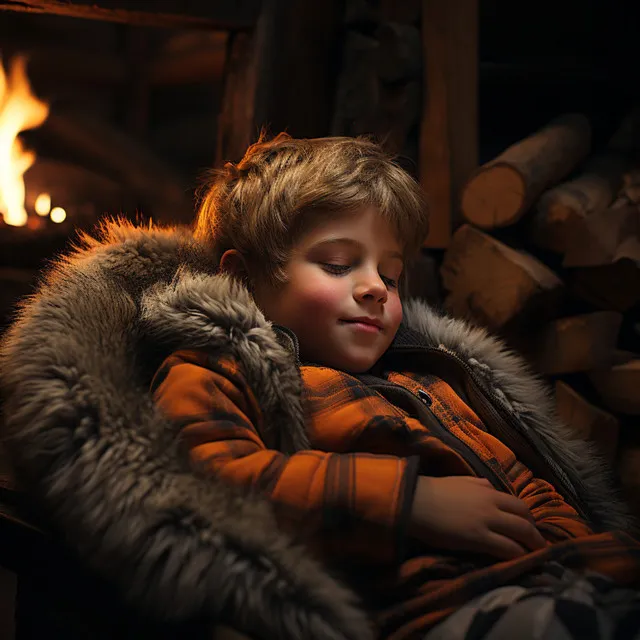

left=363, top=379, right=515, bottom=495
left=387, top=345, right=591, bottom=523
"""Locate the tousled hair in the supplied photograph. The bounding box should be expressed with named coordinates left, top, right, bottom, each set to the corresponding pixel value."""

left=194, top=132, right=429, bottom=285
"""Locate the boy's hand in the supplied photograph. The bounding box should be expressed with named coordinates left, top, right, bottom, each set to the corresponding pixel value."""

left=409, top=475, right=547, bottom=560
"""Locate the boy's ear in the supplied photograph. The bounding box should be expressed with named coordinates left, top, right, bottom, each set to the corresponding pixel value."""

left=219, top=249, right=250, bottom=282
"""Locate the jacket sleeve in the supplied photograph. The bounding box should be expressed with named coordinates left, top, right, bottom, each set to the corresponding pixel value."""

left=151, top=350, right=419, bottom=564
left=508, top=459, right=594, bottom=542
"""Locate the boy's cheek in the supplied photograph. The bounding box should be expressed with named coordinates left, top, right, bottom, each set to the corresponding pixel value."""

left=294, top=278, right=346, bottom=316
left=386, top=295, right=403, bottom=329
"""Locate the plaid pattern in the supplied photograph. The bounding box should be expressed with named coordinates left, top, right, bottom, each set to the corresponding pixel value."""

left=152, top=351, right=640, bottom=640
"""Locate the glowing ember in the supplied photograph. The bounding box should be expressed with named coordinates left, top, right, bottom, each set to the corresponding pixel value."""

left=0, top=55, right=49, bottom=226
left=50, top=206, right=66, bottom=223
left=35, top=192, right=51, bottom=216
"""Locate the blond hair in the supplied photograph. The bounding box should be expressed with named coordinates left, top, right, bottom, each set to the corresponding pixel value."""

left=195, top=132, right=429, bottom=285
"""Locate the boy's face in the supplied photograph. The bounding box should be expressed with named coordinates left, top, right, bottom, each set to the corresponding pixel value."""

left=253, top=207, right=404, bottom=373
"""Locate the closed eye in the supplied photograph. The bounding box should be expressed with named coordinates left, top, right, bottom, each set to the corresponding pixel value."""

left=322, top=263, right=398, bottom=289
left=321, top=263, right=351, bottom=275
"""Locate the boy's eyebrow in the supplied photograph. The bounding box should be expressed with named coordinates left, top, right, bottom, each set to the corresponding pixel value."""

left=311, top=237, right=404, bottom=261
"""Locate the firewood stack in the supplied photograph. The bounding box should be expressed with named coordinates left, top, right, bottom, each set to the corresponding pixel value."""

left=440, top=109, right=640, bottom=512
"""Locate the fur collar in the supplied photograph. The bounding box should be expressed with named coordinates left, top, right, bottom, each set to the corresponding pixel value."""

left=401, top=300, right=633, bottom=533
left=0, top=221, right=632, bottom=638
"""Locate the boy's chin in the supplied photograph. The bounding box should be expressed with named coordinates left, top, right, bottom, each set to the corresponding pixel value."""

left=334, top=349, right=382, bottom=374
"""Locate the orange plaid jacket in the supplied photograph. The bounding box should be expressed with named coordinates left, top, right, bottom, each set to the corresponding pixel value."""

left=152, top=345, right=640, bottom=639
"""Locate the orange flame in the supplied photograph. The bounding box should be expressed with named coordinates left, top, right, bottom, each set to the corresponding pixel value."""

left=0, top=55, right=49, bottom=226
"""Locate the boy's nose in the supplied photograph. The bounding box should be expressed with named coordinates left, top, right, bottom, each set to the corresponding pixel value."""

left=354, top=275, right=388, bottom=304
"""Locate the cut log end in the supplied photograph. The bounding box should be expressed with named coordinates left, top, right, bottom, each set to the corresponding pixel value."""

left=460, top=164, right=525, bottom=228
left=461, top=114, right=591, bottom=230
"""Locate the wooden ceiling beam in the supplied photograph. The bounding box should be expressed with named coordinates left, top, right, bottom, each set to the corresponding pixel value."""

left=0, top=0, right=259, bottom=31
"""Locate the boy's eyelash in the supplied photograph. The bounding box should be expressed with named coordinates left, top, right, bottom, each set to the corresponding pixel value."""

left=321, top=263, right=398, bottom=288
left=321, top=263, right=351, bottom=275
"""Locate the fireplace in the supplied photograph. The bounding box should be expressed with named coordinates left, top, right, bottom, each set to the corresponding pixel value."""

left=0, top=4, right=242, bottom=331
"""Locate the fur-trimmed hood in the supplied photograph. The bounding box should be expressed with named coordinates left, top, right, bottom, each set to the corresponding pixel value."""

left=0, top=221, right=632, bottom=639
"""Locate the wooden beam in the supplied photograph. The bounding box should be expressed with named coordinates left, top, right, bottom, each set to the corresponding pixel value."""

left=216, top=30, right=262, bottom=165
left=216, top=0, right=343, bottom=165
left=420, top=0, right=478, bottom=248
left=19, top=34, right=227, bottom=89
left=0, top=0, right=259, bottom=31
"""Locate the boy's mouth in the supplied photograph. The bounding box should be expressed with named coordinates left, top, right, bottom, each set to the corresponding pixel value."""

left=340, top=317, right=383, bottom=332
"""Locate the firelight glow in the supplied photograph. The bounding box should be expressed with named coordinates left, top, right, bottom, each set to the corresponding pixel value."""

left=50, top=206, right=66, bottom=223
left=35, top=192, right=51, bottom=216
left=0, top=56, right=49, bottom=227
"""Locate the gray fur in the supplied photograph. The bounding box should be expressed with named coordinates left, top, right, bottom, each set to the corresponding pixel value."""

left=403, top=299, right=634, bottom=533
left=0, top=221, right=371, bottom=640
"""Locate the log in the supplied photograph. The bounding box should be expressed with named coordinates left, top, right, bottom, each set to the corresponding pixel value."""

left=555, top=381, right=619, bottom=463
left=38, top=110, right=192, bottom=224
left=571, top=261, right=640, bottom=313
left=0, top=0, right=259, bottom=30
left=563, top=204, right=640, bottom=268
left=440, top=225, right=563, bottom=332
left=376, top=22, right=421, bottom=83
left=531, top=312, right=622, bottom=375
left=590, top=359, right=640, bottom=415
left=563, top=201, right=640, bottom=311
left=461, top=114, right=591, bottom=229
left=530, top=153, right=627, bottom=254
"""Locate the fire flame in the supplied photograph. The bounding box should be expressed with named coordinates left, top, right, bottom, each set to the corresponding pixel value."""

left=0, top=55, right=49, bottom=226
